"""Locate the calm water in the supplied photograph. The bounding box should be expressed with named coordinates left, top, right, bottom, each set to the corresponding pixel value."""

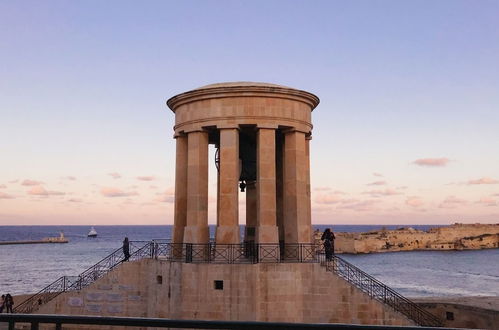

left=0, top=225, right=498, bottom=298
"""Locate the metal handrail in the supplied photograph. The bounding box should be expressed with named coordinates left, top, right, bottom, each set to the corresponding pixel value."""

left=14, top=242, right=151, bottom=314
left=323, top=255, right=443, bottom=327
left=12, top=276, right=79, bottom=314
left=152, top=242, right=318, bottom=263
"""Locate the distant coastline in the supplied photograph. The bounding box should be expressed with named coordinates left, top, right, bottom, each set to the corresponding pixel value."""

left=328, top=223, right=499, bottom=254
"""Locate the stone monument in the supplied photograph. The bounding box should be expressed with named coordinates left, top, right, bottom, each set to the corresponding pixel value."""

left=28, top=82, right=424, bottom=327
left=167, top=82, right=320, bottom=247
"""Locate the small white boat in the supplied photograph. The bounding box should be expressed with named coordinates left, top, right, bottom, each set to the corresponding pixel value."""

left=87, top=227, right=97, bottom=237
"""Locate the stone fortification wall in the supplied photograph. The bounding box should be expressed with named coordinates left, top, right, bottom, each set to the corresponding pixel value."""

left=38, top=259, right=413, bottom=327
left=416, top=302, right=499, bottom=330
left=335, top=223, right=499, bottom=254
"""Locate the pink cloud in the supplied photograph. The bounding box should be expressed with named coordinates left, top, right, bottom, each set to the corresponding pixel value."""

left=108, top=172, right=122, bottom=179
left=314, top=187, right=331, bottom=191
left=467, top=177, right=499, bottom=185
left=373, top=172, right=383, bottom=177
left=157, top=188, right=175, bottom=203
left=65, top=176, right=77, bottom=181
left=439, top=196, right=467, bottom=209
left=27, top=186, right=65, bottom=196
left=68, top=198, right=83, bottom=203
left=315, top=193, right=342, bottom=204
left=367, top=180, right=387, bottom=186
left=22, top=179, right=44, bottom=186
left=311, top=205, right=334, bottom=213
left=100, top=187, right=138, bottom=197
left=137, top=176, right=155, bottom=181
left=9, top=179, right=19, bottom=183
left=122, top=198, right=135, bottom=205
left=412, top=158, right=450, bottom=167
left=363, top=189, right=402, bottom=197
left=0, top=184, right=6, bottom=189
left=338, top=199, right=378, bottom=212
left=476, top=197, right=497, bottom=207
left=406, top=196, right=424, bottom=208
left=0, top=192, right=14, bottom=199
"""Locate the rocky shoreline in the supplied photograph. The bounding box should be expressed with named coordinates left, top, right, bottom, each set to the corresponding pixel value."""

left=316, top=223, right=499, bottom=254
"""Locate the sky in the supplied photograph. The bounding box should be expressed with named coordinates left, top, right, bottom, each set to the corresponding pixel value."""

left=1, top=0, right=498, bottom=225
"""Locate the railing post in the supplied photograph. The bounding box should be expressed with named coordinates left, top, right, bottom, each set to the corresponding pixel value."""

left=55, top=322, right=62, bottom=330
left=186, top=243, right=192, bottom=263
left=8, top=320, right=14, bottom=330
left=30, top=321, right=39, bottom=330
left=208, top=243, right=212, bottom=263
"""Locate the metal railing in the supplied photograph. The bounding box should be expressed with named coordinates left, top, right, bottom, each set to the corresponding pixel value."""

left=322, top=255, right=444, bottom=327
left=0, top=314, right=453, bottom=330
left=14, top=242, right=151, bottom=314
left=153, top=242, right=317, bottom=263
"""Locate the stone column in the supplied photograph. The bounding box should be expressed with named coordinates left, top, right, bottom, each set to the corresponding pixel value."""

left=275, top=132, right=285, bottom=244
left=215, top=128, right=240, bottom=244
left=183, top=130, right=210, bottom=244
left=305, top=135, right=312, bottom=236
left=283, top=130, right=310, bottom=243
left=173, top=134, right=188, bottom=244
left=244, top=182, right=257, bottom=242
left=256, top=128, right=279, bottom=244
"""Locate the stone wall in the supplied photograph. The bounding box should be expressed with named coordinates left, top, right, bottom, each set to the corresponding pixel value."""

left=37, top=261, right=148, bottom=318
left=416, top=302, right=499, bottom=329
left=39, top=260, right=414, bottom=327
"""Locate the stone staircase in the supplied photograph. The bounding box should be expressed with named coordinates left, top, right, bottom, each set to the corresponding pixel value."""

left=15, top=241, right=443, bottom=327
left=320, top=255, right=443, bottom=327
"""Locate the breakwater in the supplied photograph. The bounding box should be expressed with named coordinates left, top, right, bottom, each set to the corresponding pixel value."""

left=0, top=232, right=68, bottom=245
left=0, top=239, right=68, bottom=245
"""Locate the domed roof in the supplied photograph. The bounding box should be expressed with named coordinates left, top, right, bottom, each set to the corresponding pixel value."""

left=195, top=81, right=292, bottom=90
left=167, top=81, right=320, bottom=111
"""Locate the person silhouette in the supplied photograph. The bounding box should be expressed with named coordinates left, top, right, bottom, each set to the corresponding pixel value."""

left=321, top=228, right=336, bottom=261
left=123, top=237, right=130, bottom=262
left=5, top=294, right=13, bottom=313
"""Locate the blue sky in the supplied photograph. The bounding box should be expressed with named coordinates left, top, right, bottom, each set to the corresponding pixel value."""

left=1, top=0, right=498, bottom=225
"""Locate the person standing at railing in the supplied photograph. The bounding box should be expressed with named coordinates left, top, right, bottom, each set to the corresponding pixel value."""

left=0, top=294, right=5, bottom=313
left=123, top=237, right=130, bottom=262
left=4, top=294, right=13, bottom=313
left=321, top=228, right=335, bottom=261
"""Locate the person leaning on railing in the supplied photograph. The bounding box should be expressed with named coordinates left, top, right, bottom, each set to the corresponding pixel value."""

left=4, top=294, right=14, bottom=313
left=321, top=228, right=335, bottom=261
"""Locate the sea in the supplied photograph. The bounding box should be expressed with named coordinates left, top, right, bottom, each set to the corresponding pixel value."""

left=0, top=225, right=498, bottom=298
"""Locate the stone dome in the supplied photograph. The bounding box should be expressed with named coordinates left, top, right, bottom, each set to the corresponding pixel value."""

left=167, top=81, right=319, bottom=112
left=194, top=81, right=292, bottom=90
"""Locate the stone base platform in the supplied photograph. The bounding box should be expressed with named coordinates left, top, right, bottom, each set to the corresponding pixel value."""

left=36, top=260, right=414, bottom=328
